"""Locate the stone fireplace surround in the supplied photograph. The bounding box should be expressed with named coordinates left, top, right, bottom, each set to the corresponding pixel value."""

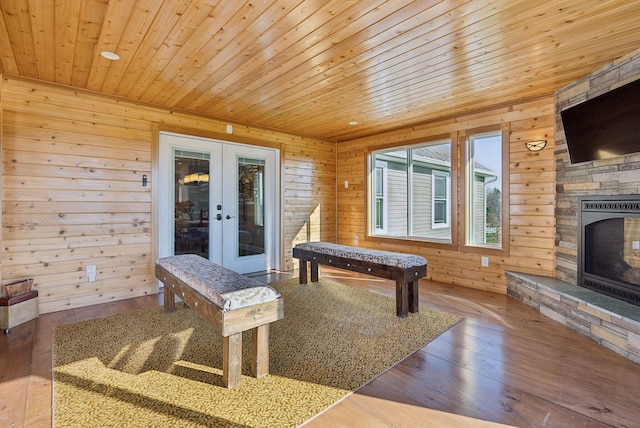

left=507, top=48, right=640, bottom=364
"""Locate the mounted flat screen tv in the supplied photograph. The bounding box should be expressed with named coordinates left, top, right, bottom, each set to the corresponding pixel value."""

left=560, top=78, right=640, bottom=164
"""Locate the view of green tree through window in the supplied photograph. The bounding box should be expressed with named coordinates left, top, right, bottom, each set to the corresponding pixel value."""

left=370, top=141, right=452, bottom=242
left=467, top=131, right=502, bottom=247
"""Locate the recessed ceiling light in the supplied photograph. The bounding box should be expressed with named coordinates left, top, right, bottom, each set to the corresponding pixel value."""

left=348, top=121, right=359, bottom=125
left=100, top=51, right=120, bottom=61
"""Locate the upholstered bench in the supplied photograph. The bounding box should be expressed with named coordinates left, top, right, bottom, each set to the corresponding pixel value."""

left=155, top=254, right=284, bottom=388
left=292, top=242, right=427, bottom=318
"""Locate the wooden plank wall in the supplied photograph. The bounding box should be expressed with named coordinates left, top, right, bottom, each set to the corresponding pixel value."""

left=336, top=96, right=556, bottom=293
left=1, top=75, right=336, bottom=313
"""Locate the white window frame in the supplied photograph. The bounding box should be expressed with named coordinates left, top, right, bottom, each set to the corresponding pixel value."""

left=368, top=139, right=453, bottom=243
left=465, top=130, right=503, bottom=248
left=372, top=160, right=388, bottom=234
left=431, top=170, right=450, bottom=229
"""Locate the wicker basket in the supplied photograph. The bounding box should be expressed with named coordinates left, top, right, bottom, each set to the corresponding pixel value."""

left=4, top=278, right=34, bottom=297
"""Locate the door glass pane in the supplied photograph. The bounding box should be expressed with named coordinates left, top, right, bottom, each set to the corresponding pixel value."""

left=174, top=150, right=210, bottom=258
left=237, top=157, right=265, bottom=256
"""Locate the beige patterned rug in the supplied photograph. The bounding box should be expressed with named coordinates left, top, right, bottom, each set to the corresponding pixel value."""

left=53, top=278, right=462, bottom=427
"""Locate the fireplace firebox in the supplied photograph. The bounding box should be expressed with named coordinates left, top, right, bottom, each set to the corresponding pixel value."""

left=578, top=195, right=640, bottom=307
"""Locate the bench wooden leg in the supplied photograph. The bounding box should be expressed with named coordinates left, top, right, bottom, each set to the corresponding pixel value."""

left=396, top=280, right=408, bottom=318
left=311, top=261, right=319, bottom=282
left=298, top=259, right=307, bottom=284
left=251, top=324, right=270, bottom=378
left=164, top=285, right=176, bottom=312
left=408, top=280, right=419, bottom=313
left=223, top=333, right=243, bottom=388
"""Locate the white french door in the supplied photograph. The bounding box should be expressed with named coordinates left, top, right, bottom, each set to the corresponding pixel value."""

left=158, top=132, right=279, bottom=273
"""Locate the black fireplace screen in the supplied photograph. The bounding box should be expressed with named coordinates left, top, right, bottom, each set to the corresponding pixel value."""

left=579, top=196, right=640, bottom=306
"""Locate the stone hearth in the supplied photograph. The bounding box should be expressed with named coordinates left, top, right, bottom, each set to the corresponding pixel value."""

left=506, top=271, right=640, bottom=364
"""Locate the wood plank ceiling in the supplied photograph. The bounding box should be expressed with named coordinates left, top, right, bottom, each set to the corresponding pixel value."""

left=1, top=0, right=639, bottom=142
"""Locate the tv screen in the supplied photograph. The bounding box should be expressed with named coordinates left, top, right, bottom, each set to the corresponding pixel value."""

left=560, top=78, right=640, bottom=164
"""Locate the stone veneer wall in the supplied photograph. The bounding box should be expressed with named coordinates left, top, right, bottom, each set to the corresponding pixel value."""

left=555, top=48, right=640, bottom=283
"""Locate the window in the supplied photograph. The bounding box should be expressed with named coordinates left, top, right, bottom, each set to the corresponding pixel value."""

left=368, top=127, right=507, bottom=251
left=466, top=131, right=503, bottom=247
left=432, top=171, right=450, bottom=228
left=373, top=160, right=388, bottom=233
left=370, top=140, right=452, bottom=242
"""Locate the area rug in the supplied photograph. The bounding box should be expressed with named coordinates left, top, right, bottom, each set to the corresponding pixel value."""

left=53, top=278, right=462, bottom=427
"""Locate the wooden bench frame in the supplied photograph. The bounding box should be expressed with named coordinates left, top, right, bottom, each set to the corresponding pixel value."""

left=292, top=245, right=426, bottom=318
left=155, top=264, right=284, bottom=388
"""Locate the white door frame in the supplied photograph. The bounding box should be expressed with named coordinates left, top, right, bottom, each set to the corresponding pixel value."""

left=158, top=131, right=280, bottom=273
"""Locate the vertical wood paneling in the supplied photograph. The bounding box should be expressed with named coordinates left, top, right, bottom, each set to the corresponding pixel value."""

left=1, top=76, right=336, bottom=313
left=337, top=96, right=556, bottom=293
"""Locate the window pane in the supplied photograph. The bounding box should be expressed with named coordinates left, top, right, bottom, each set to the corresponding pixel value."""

left=375, top=199, right=383, bottom=229
left=370, top=141, right=451, bottom=242
left=468, top=132, right=502, bottom=246
left=411, top=143, right=451, bottom=239
left=374, top=166, right=383, bottom=229
left=372, top=151, right=406, bottom=236
left=237, top=157, right=265, bottom=256
left=372, top=161, right=387, bottom=232
left=434, top=200, right=445, bottom=223
left=375, top=168, right=383, bottom=197
left=174, top=150, right=210, bottom=258
left=434, top=175, right=446, bottom=198
left=432, top=173, right=448, bottom=226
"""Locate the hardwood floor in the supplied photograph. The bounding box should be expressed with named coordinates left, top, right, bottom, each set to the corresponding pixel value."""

left=2, top=267, right=639, bottom=427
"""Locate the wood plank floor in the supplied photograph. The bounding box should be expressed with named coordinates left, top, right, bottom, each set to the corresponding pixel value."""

left=2, top=267, right=639, bottom=427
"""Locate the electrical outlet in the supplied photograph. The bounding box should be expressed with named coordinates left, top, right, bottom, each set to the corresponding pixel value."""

left=633, top=241, right=640, bottom=250
left=87, top=265, right=97, bottom=282
left=481, top=256, right=489, bottom=267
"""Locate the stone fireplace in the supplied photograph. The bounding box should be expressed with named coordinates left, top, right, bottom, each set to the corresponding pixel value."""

left=507, top=49, right=640, bottom=364
left=554, top=49, right=640, bottom=287
left=579, top=196, right=640, bottom=307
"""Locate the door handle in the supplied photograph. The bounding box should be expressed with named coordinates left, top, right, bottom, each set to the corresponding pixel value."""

left=226, top=215, right=235, bottom=220
left=216, top=213, right=222, bottom=221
